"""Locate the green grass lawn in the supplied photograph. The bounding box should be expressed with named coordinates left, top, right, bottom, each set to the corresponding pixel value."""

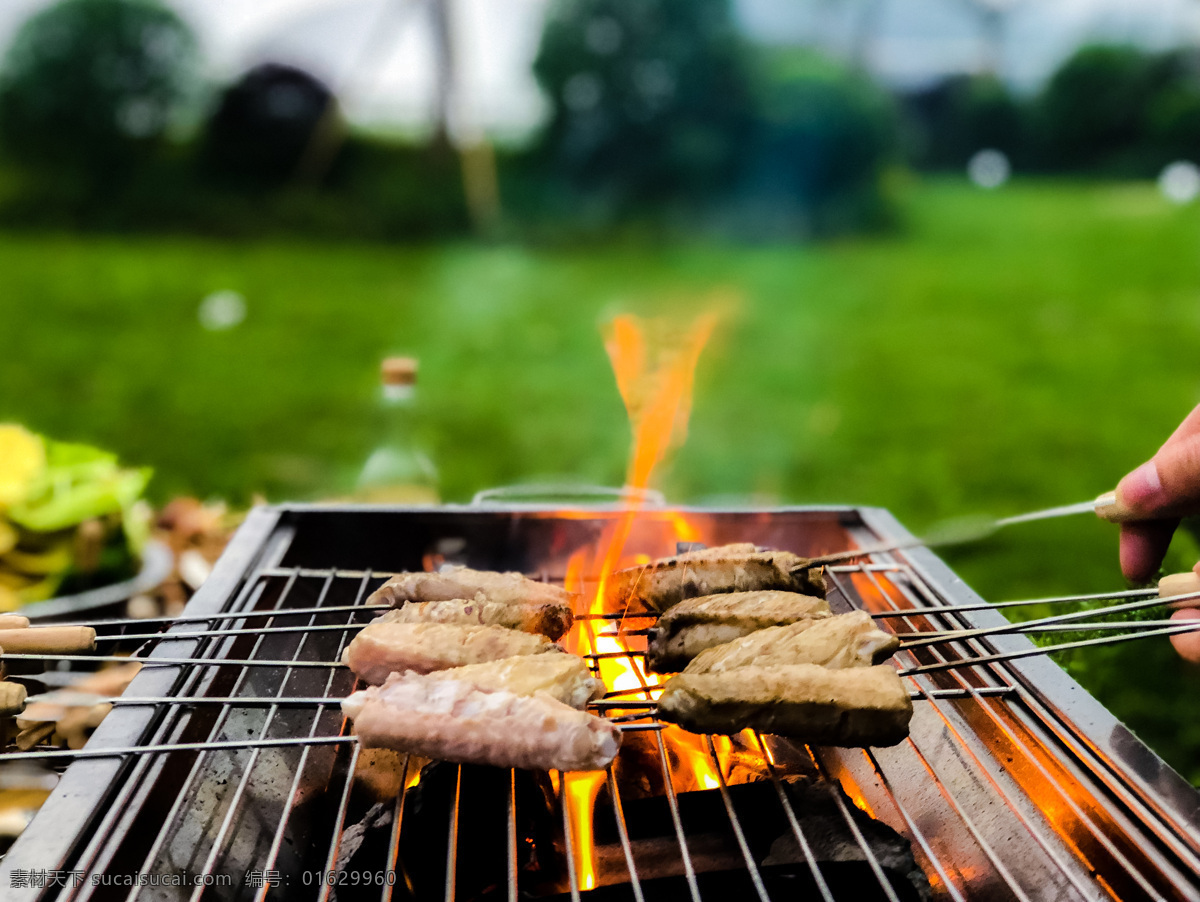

left=3, top=176, right=1200, bottom=779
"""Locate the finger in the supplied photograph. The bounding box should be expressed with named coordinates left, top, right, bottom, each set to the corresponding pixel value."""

left=1169, top=609, right=1200, bottom=664
left=1116, top=433, right=1200, bottom=519
left=1163, top=402, right=1200, bottom=447
left=1119, top=519, right=1178, bottom=583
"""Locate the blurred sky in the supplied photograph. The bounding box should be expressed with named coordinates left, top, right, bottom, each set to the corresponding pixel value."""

left=0, top=0, right=1197, bottom=138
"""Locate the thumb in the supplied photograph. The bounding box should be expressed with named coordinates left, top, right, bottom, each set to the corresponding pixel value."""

left=1116, top=433, right=1200, bottom=519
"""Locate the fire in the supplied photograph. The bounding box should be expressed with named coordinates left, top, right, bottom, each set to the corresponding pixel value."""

left=563, top=309, right=722, bottom=696
left=561, top=770, right=608, bottom=890
left=557, top=310, right=726, bottom=890
left=662, top=726, right=722, bottom=791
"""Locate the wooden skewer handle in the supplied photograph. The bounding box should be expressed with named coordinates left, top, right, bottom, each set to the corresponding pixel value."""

left=1093, top=490, right=1136, bottom=522
left=0, top=627, right=96, bottom=655
left=1158, top=572, right=1200, bottom=602
left=0, top=615, right=30, bottom=630
left=0, top=680, right=27, bottom=716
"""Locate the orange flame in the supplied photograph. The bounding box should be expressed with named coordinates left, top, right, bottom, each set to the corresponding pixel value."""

left=662, top=726, right=722, bottom=791
left=562, top=770, right=608, bottom=890
left=596, top=312, right=719, bottom=589
left=560, top=309, right=724, bottom=888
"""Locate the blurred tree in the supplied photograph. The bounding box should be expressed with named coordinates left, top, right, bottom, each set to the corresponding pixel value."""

left=1143, top=49, right=1200, bottom=167
left=1035, top=45, right=1155, bottom=171
left=901, top=74, right=1024, bottom=169
left=532, top=0, right=751, bottom=212
left=199, top=64, right=342, bottom=189
left=738, top=50, right=898, bottom=235
left=1036, top=44, right=1200, bottom=174
left=0, top=0, right=196, bottom=189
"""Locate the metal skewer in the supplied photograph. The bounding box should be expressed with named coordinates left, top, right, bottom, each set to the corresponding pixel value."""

left=793, top=499, right=1103, bottom=570
left=37, top=603, right=391, bottom=630
left=897, top=592, right=1198, bottom=652
left=864, top=587, right=1158, bottom=619
left=898, top=619, right=1200, bottom=676
left=0, top=718, right=665, bottom=762
left=0, top=653, right=346, bottom=669
left=92, top=622, right=368, bottom=643
left=0, top=735, right=358, bottom=762
left=23, top=693, right=349, bottom=708
left=895, top=619, right=1195, bottom=640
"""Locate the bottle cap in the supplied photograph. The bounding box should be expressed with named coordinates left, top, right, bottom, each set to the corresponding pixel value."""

left=381, top=357, right=418, bottom=386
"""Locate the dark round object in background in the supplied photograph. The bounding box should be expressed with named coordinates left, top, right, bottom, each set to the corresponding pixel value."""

left=199, top=63, right=339, bottom=188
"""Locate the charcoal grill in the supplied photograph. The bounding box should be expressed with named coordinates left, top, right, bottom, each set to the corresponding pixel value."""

left=2, top=503, right=1199, bottom=901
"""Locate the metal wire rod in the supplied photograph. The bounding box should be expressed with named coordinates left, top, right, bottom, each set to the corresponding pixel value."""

left=899, top=619, right=1200, bottom=676
left=93, top=622, right=367, bottom=643
left=0, top=653, right=346, bottom=668
left=1, top=719, right=660, bottom=764
left=895, top=618, right=1196, bottom=640
left=597, top=629, right=651, bottom=638
left=0, top=735, right=357, bottom=762
left=595, top=686, right=1023, bottom=725
left=899, top=592, right=1194, bottom=651
left=867, top=586, right=1159, bottom=619
left=43, top=603, right=391, bottom=630
left=24, top=693, right=346, bottom=707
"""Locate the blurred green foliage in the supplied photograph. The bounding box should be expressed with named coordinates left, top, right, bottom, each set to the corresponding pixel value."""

left=902, top=74, right=1025, bottom=168
left=738, top=50, right=899, bottom=235
left=910, top=44, right=1200, bottom=176
left=533, top=0, right=750, bottom=211
left=530, top=0, right=898, bottom=235
left=0, top=135, right=469, bottom=238
left=0, top=0, right=197, bottom=190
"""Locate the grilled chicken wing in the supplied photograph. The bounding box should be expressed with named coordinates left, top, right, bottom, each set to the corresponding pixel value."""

left=424, top=654, right=603, bottom=709
left=342, top=671, right=621, bottom=771
left=343, top=621, right=560, bottom=685
left=606, top=543, right=825, bottom=613
left=656, top=663, right=912, bottom=746
left=373, top=597, right=574, bottom=641
left=684, top=611, right=899, bottom=674
left=645, top=591, right=832, bottom=673
left=368, top=566, right=577, bottom=610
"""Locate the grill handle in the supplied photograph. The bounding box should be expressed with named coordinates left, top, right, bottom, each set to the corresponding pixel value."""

left=470, top=483, right=666, bottom=507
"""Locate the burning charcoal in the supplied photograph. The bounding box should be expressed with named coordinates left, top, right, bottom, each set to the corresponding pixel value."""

left=764, top=780, right=932, bottom=902
left=584, top=778, right=928, bottom=902
left=395, top=761, right=561, bottom=901
left=330, top=801, right=394, bottom=900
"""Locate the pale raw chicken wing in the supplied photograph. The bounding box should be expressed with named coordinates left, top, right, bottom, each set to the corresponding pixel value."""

left=343, top=621, right=559, bottom=685
left=425, top=654, right=603, bottom=709
left=368, top=566, right=577, bottom=609
left=373, top=597, right=573, bottom=641
left=342, top=671, right=621, bottom=771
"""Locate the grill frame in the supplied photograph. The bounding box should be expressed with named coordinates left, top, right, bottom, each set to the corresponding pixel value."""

left=1, top=503, right=1198, bottom=901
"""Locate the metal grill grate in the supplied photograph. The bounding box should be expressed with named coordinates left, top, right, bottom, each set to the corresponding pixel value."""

left=2, top=505, right=1199, bottom=901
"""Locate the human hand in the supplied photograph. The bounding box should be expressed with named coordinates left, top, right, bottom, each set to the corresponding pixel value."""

left=1112, top=404, right=1200, bottom=583
left=1170, top=606, right=1200, bottom=664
